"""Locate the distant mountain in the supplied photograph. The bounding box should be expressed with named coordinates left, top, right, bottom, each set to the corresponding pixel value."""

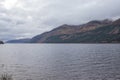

left=30, top=19, right=120, bottom=43
left=6, top=38, right=31, bottom=43
left=0, top=40, right=4, bottom=44
left=7, top=18, right=120, bottom=43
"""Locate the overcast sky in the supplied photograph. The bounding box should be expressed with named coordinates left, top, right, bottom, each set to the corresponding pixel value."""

left=0, top=0, right=120, bottom=41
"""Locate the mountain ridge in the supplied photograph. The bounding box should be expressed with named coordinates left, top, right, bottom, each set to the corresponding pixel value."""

left=31, top=19, right=119, bottom=43
left=6, top=18, right=120, bottom=43
left=6, top=38, right=31, bottom=43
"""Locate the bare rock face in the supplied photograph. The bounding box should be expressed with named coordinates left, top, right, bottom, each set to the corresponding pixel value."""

left=0, top=41, right=4, bottom=44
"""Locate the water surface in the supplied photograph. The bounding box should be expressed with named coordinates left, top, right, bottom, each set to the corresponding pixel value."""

left=0, top=44, right=120, bottom=80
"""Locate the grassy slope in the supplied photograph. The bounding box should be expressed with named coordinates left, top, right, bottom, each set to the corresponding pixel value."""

left=44, top=25, right=120, bottom=43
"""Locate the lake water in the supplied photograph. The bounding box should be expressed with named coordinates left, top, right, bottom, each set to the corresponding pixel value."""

left=0, top=44, right=120, bottom=80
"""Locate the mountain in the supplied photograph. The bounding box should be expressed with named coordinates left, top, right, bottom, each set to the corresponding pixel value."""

left=112, top=18, right=120, bottom=25
left=7, top=19, right=119, bottom=43
left=6, top=38, right=31, bottom=43
left=0, top=40, right=4, bottom=44
left=30, top=19, right=120, bottom=43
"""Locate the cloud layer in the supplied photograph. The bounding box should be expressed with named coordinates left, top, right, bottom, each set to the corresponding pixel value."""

left=0, top=0, right=120, bottom=41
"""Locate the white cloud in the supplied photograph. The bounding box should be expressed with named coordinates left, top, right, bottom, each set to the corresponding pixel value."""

left=1, top=0, right=18, bottom=9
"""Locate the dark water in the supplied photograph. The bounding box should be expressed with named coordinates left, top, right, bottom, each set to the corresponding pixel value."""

left=0, top=44, right=120, bottom=80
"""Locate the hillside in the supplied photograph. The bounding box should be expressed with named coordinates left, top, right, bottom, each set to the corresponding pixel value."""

left=30, top=19, right=120, bottom=43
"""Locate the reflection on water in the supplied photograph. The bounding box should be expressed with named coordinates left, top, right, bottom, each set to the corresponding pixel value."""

left=0, top=44, right=120, bottom=80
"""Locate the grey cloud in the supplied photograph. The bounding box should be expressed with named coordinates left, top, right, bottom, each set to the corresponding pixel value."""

left=0, top=0, right=120, bottom=41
